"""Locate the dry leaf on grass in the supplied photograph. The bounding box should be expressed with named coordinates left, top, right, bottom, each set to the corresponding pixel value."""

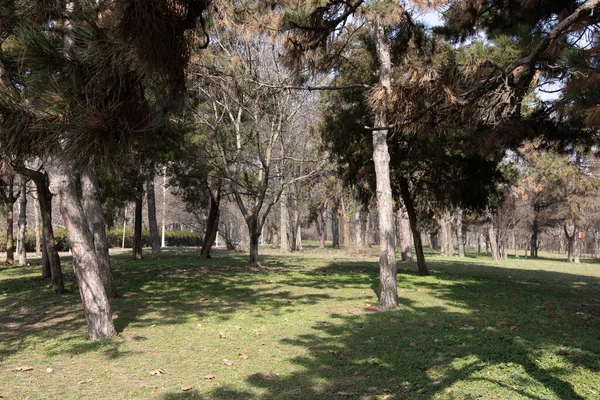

left=336, top=391, right=355, bottom=396
left=409, top=342, right=417, bottom=347
left=223, top=359, right=235, bottom=366
left=238, top=353, right=248, bottom=359
left=181, top=386, right=193, bottom=392
left=203, top=374, right=216, bottom=380
left=219, top=332, right=228, bottom=339
left=78, top=379, right=93, bottom=385
left=424, top=321, right=434, bottom=327
left=45, top=368, right=53, bottom=373
left=13, top=366, right=33, bottom=371
left=149, top=369, right=167, bottom=376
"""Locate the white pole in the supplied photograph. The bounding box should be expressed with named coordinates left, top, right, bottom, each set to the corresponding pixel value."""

left=215, top=231, right=219, bottom=247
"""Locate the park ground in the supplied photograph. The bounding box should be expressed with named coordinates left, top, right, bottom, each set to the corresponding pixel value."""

left=0, top=244, right=599, bottom=399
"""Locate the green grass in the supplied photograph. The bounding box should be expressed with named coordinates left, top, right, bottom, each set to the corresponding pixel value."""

left=1, top=246, right=599, bottom=399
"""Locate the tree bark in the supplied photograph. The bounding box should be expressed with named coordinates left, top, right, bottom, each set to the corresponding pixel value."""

left=398, top=177, right=428, bottom=275
left=81, top=169, right=117, bottom=299
left=133, top=176, right=144, bottom=260
left=280, top=186, right=289, bottom=252
left=247, top=216, right=262, bottom=268
left=30, top=170, right=63, bottom=293
left=331, top=199, right=340, bottom=248
left=4, top=178, right=15, bottom=265
left=399, top=207, right=413, bottom=262
left=17, top=180, right=27, bottom=266
left=342, top=197, right=350, bottom=248
left=487, top=212, right=500, bottom=261
left=354, top=200, right=364, bottom=248
left=456, top=208, right=465, bottom=257
left=372, top=23, right=398, bottom=309
left=34, top=191, right=41, bottom=257
left=200, top=183, right=221, bottom=259
left=146, top=172, right=161, bottom=255
left=47, top=160, right=115, bottom=339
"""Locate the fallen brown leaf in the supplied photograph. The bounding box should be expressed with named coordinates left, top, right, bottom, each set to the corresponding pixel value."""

left=409, top=342, right=417, bottom=347
left=223, top=359, right=234, bottom=366
left=239, top=353, right=249, bottom=359
left=199, top=297, right=209, bottom=302
left=78, top=379, right=93, bottom=385
left=509, top=326, right=518, bottom=331
left=149, top=369, right=167, bottom=376
left=203, top=374, right=216, bottom=380
left=219, top=332, right=228, bottom=339
left=461, top=324, right=475, bottom=330
left=336, top=392, right=354, bottom=396
left=424, top=321, right=434, bottom=327
left=13, top=366, right=33, bottom=372
left=181, top=386, right=193, bottom=392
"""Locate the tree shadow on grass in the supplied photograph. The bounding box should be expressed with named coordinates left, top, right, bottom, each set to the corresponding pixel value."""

left=196, top=257, right=600, bottom=399
left=0, top=250, right=347, bottom=359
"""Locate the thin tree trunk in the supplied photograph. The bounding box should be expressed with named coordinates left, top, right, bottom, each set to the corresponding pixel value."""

left=315, top=207, right=326, bottom=248
left=355, top=200, right=363, bottom=248
left=271, top=227, right=279, bottom=249
left=133, top=176, right=144, bottom=260
left=200, top=184, right=221, bottom=259
left=487, top=213, right=500, bottom=261
left=4, top=179, right=15, bottom=265
left=81, top=169, right=117, bottom=299
left=331, top=199, right=340, bottom=248
left=457, top=208, right=465, bottom=257
left=399, top=207, right=413, bottom=262
left=293, top=208, right=302, bottom=251
left=439, top=215, right=450, bottom=257
left=398, top=177, right=428, bottom=275
left=47, top=160, right=115, bottom=339
left=280, top=186, right=289, bottom=252
left=342, top=197, right=350, bottom=248
left=34, top=190, right=41, bottom=257
left=146, top=172, right=161, bottom=255
left=247, top=217, right=262, bottom=269
left=17, top=180, right=27, bottom=266
left=32, top=171, right=63, bottom=293
left=41, top=235, right=50, bottom=278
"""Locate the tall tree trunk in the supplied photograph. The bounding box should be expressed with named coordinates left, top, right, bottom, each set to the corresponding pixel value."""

left=133, top=176, right=144, bottom=260
left=247, top=216, right=262, bottom=269
left=315, top=206, right=326, bottom=248
left=34, top=191, right=41, bottom=257
left=398, top=177, right=428, bottom=275
left=439, top=215, right=450, bottom=257
left=47, top=160, right=115, bottom=339
left=280, top=187, right=289, bottom=252
left=354, top=200, right=363, bottom=248
left=81, top=169, right=117, bottom=299
left=293, top=208, right=302, bottom=251
left=41, top=235, right=50, bottom=278
left=487, top=212, right=500, bottom=261
left=4, top=179, right=15, bottom=265
left=456, top=208, right=465, bottom=257
left=146, top=172, right=161, bottom=255
left=331, top=199, right=340, bottom=248
left=31, top=171, right=63, bottom=293
left=200, top=183, right=221, bottom=259
left=271, top=226, right=279, bottom=249
left=373, top=23, right=398, bottom=309
left=399, top=207, right=413, bottom=262
left=17, top=180, right=27, bottom=266
left=341, top=197, right=350, bottom=248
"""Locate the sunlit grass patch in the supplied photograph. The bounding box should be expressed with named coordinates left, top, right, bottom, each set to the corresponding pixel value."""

left=1, top=247, right=599, bottom=399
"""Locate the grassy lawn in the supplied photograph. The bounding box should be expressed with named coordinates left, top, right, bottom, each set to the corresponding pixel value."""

left=1, top=246, right=599, bottom=399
